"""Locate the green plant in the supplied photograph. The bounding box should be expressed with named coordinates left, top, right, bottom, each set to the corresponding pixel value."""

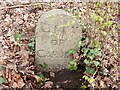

left=14, top=32, right=24, bottom=42
left=39, top=63, right=47, bottom=81
left=68, top=35, right=101, bottom=86
left=41, top=63, right=47, bottom=69
left=80, top=84, right=87, bottom=90
left=83, top=75, right=95, bottom=84
left=0, top=76, right=5, bottom=84
left=68, top=49, right=76, bottom=55
left=28, top=40, right=35, bottom=50
left=69, top=60, right=78, bottom=71
left=40, top=73, right=45, bottom=81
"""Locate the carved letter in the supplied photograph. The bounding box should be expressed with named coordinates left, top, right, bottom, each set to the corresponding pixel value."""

left=37, top=50, right=46, bottom=57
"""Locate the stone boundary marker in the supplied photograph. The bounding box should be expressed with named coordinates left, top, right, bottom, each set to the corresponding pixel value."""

left=35, top=9, right=82, bottom=71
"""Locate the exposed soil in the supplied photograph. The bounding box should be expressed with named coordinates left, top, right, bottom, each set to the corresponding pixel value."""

left=51, top=69, right=84, bottom=89
left=34, top=65, right=86, bottom=89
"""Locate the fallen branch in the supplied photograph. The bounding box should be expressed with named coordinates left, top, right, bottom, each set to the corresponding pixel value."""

left=0, top=3, right=45, bottom=10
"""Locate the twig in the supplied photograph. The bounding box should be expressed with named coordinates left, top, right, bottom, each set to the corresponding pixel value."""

left=0, top=3, right=44, bottom=10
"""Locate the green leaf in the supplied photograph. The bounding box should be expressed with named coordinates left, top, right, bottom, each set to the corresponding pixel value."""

left=80, top=85, right=87, bottom=90
left=0, top=77, right=5, bottom=84
left=93, top=40, right=100, bottom=48
left=88, top=77, right=95, bottom=83
left=97, top=2, right=101, bottom=7
left=92, top=13, right=99, bottom=21
left=104, top=21, right=113, bottom=27
left=89, top=49, right=96, bottom=54
left=68, top=49, right=76, bottom=55
left=65, top=7, right=71, bottom=12
left=14, top=32, right=24, bottom=42
left=98, top=17, right=103, bottom=22
left=89, top=48, right=101, bottom=56
left=40, top=73, right=45, bottom=81
left=83, top=48, right=89, bottom=56
left=79, top=41, right=85, bottom=47
left=28, top=41, right=35, bottom=49
left=93, top=61, right=100, bottom=67
left=102, top=31, right=107, bottom=36
left=69, top=60, right=78, bottom=71
left=83, top=59, right=89, bottom=65
left=69, top=60, right=77, bottom=65
left=42, top=63, right=47, bottom=69
left=88, top=53, right=94, bottom=60
left=94, top=48, right=101, bottom=56
left=79, top=36, right=85, bottom=41
left=83, top=75, right=89, bottom=80
left=85, top=66, right=95, bottom=74
left=89, top=61, right=93, bottom=64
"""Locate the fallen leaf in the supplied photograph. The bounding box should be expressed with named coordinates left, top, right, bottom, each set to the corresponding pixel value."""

left=43, top=81, right=53, bottom=89
left=50, top=72, right=55, bottom=78
left=99, top=80, right=107, bottom=88
left=17, top=78, right=25, bottom=88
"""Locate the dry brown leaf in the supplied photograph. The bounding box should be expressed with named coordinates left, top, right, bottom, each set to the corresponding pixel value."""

left=20, top=46, right=29, bottom=61
left=12, top=82, right=18, bottom=88
left=17, top=78, right=25, bottom=88
left=43, top=81, right=53, bottom=89
left=99, top=80, right=107, bottom=88
left=103, top=77, right=113, bottom=87
left=0, top=59, right=4, bottom=65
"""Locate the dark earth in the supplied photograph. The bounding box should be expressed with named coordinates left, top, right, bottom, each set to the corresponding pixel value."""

left=34, top=65, right=87, bottom=89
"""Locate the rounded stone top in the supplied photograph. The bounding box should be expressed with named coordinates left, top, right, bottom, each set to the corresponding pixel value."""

left=39, top=9, right=72, bottom=21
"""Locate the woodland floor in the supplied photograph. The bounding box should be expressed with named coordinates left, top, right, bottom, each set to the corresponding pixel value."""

left=0, top=1, right=119, bottom=90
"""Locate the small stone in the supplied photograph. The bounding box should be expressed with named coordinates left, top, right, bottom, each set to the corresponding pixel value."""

left=50, top=72, right=55, bottom=78
left=43, top=81, right=53, bottom=89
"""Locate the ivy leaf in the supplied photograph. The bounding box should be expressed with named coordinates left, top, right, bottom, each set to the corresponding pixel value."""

left=85, top=66, right=95, bottom=74
left=14, top=32, right=24, bottom=42
left=69, top=60, right=78, bottom=71
left=83, top=59, right=89, bottom=65
left=88, top=77, right=95, bottom=83
left=94, top=48, right=101, bottom=56
left=83, top=48, right=89, bottom=56
left=88, top=52, right=94, bottom=60
left=40, top=73, right=45, bottom=81
left=42, top=63, right=47, bottom=69
left=28, top=41, right=35, bottom=50
left=90, top=48, right=101, bottom=56
left=0, top=77, right=5, bottom=84
left=68, top=49, right=76, bottom=55
left=80, top=85, right=87, bottom=90
left=79, top=41, right=85, bottom=47
left=79, top=36, right=85, bottom=41
left=93, top=61, right=100, bottom=67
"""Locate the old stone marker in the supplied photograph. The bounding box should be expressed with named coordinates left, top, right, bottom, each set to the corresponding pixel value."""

left=36, top=9, right=81, bottom=71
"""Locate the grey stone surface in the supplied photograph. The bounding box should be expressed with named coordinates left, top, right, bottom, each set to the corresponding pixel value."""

left=35, top=9, right=82, bottom=71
